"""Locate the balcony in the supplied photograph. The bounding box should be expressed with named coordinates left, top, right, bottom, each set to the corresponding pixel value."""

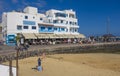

left=53, top=23, right=68, bottom=27
left=69, top=25, right=79, bottom=28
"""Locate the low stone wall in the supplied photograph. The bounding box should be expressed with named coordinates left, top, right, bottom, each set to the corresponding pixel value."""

left=0, top=43, right=120, bottom=63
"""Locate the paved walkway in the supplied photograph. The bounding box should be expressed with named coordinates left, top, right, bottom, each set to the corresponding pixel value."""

left=0, top=42, right=120, bottom=55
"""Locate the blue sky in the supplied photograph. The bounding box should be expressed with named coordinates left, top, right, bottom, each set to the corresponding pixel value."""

left=0, top=0, right=120, bottom=36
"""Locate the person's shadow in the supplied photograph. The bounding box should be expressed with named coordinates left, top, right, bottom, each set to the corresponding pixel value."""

left=31, top=66, right=38, bottom=71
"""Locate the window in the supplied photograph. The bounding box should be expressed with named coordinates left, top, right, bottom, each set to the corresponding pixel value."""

left=75, top=29, right=78, bottom=32
left=61, top=28, right=65, bottom=31
left=61, top=20, right=63, bottom=23
left=55, top=13, right=66, bottom=17
left=72, top=22, right=74, bottom=25
left=53, top=20, right=58, bottom=23
left=66, top=21, right=68, bottom=24
left=40, top=18, right=43, bottom=20
left=54, top=28, right=57, bottom=31
left=74, top=22, right=77, bottom=25
left=32, top=26, right=36, bottom=30
left=17, top=25, right=22, bottom=30
left=23, top=26, right=28, bottom=29
left=33, top=16, right=35, bottom=19
left=69, top=22, right=72, bottom=25
left=48, top=27, right=52, bottom=30
left=41, top=27, right=45, bottom=31
left=66, top=14, right=68, bottom=17
left=25, top=16, right=28, bottom=19
left=69, top=14, right=75, bottom=18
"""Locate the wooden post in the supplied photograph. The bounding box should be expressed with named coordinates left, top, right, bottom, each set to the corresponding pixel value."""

left=16, top=49, right=19, bottom=76
left=9, top=60, right=13, bottom=76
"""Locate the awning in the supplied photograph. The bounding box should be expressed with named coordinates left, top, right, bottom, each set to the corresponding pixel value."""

left=47, top=34, right=58, bottom=38
left=23, top=33, right=86, bottom=39
left=35, top=33, right=49, bottom=39
left=75, top=34, right=85, bottom=38
left=22, top=33, right=37, bottom=39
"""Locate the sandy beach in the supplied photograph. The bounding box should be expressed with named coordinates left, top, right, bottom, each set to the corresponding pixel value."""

left=3, top=53, right=120, bottom=76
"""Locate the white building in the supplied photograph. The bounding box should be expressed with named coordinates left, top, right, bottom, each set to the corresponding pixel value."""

left=2, top=6, right=85, bottom=45
left=0, top=65, right=16, bottom=76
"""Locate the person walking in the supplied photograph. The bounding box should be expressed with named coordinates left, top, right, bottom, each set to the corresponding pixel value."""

left=38, top=58, right=41, bottom=66
left=37, top=58, right=42, bottom=71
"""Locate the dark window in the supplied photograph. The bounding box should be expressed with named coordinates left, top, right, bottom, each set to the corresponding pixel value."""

left=54, top=28, right=57, bottom=31
left=69, top=22, right=72, bottom=25
left=23, top=26, right=28, bottom=29
left=66, top=21, right=68, bottom=24
left=55, top=13, right=66, bottom=17
left=53, top=20, right=58, bottom=23
left=69, top=14, right=75, bottom=18
left=40, top=18, right=43, bottom=20
left=48, top=27, right=52, bottom=30
left=75, top=29, right=78, bottom=32
left=61, top=20, right=63, bottom=23
left=33, top=16, right=35, bottom=19
left=41, top=27, right=45, bottom=31
left=25, top=16, right=28, bottom=19
left=75, top=22, right=77, bottom=25
left=61, top=28, right=65, bottom=31
left=32, top=26, right=36, bottom=29
left=17, top=25, right=22, bottom=30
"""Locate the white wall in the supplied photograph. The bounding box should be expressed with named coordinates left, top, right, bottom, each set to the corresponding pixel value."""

left=24, top=6, right=38, bottom=14
left=7, top=12, right=39, bottom=34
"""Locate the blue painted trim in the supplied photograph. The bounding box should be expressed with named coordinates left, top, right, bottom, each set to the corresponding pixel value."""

left=23, top=20, right=36, bottom=25
left=39, top=26, right=54, bottom=33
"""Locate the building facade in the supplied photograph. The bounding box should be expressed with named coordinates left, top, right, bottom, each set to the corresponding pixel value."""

left=2, top=6, right=85, bottom=45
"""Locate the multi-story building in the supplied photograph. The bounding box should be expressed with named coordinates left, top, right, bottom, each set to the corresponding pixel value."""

left=2, top=6, right=85, bottom=45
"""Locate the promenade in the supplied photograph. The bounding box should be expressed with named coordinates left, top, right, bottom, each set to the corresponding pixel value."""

left=0, top=42, right=120, bottom=55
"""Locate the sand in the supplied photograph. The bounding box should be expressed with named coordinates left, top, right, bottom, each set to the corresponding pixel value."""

left=3, top=53, right=120, bottom=76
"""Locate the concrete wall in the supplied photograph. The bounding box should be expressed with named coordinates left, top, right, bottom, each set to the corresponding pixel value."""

left=0, top=43, right=120, bottom=63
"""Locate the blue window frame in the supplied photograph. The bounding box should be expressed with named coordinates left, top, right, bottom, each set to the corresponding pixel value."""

left=48, top=27, right=53, bottom=32
left=48, top=27, right=52, bottom=30
left=23, top=26, right=28, bottom=29
left=41, top=27, right=45, bottom=31
left=61, top=28, right=65, bottom=31
left=54, top=28, right=57, bottom=31
left=58, top=27, right=60, bottom=32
